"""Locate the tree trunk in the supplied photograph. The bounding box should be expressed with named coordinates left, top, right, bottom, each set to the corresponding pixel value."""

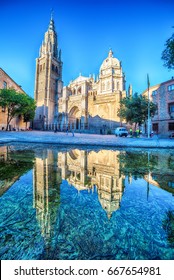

left=6, top=111, right=12, bottom=131
left=6, top=114, right=10, bottom=131
left=134, top=123, right=137, bottom=131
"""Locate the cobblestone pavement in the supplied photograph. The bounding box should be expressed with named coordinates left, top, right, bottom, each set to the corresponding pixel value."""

left=0, top=131, right=174, bottom=148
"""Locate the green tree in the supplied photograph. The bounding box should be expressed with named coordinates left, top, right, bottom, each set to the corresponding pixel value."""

left=118, top=94, right=157, bottom=130
left=118, top=151, right=158, bottom=179
left=161, top=30, right=174, bottom=70
left=0, top=89, right=36, bottom=131
left=23, top=96, right=36, bottom=129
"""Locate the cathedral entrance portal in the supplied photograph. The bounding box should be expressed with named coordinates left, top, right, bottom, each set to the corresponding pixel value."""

left=69, top=106, right=81, bottom=130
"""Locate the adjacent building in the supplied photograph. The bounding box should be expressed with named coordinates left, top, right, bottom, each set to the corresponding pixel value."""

left=34, top=16, right=128, bottom=132
left=0, top=68, right=26, bottom=130
left=143, top=77, right=174, bottom=136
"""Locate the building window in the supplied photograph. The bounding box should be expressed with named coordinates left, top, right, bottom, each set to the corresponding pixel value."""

left=77, top=87, right=81, bottom=94
left=168, top=103, right=174, bottom=113
left=168, top=181, right=174, bottom=188
left=3, top=81, right=7, bottom=89
left=154, top=104, right=158, bottom=115
left=152, top=90, right=157, bottom=96
left=52, top=64, right=55, bottom=71
left=152, top=123, right=158, bottom=132
left=112, top=81, right=115, bottom=89
left=168, top=122, right=174, bottom=130
left=168, top=84, right=174, bottom=91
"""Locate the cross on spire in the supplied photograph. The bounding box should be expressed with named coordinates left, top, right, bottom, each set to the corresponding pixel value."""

left=50, top=8, right=54, bottom=20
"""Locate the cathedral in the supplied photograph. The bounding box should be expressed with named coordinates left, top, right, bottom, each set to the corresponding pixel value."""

left=34, top=16, right=129, bottom=133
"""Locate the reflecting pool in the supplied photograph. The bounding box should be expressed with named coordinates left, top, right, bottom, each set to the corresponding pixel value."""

left=0, top=144, right=174, bottom=260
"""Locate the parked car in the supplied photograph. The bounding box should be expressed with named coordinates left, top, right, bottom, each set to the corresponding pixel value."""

left=115, top=127, right=128, bottom=137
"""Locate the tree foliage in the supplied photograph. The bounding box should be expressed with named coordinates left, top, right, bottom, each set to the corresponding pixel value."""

left=118, top=151, right=158, bottom=179
left=0, top=89, right=36, bottom=130
left=161, top=31, right=174, bottom=70
left=22, top=96, right=36, bottom=128
left=118, top=94, right=157, bottom=129
left=0, top=149, right=35, bottom=181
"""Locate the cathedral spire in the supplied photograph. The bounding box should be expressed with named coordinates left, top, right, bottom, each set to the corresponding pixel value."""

left=48, top=18, right=55, bottom=32
left=48, top=9, right=55, bottom=32
left=51, top=8, right=54, bottom=20
left=42, top=11, right=58, bottom=59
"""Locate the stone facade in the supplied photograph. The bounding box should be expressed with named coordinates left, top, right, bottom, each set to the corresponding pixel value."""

left=59, top=49, right=127, bottom=133
left=0, top=68, right=26, bottom=130
left=142, top=78, right=174, bottom=136
left=34, top=17, right=127, bottom=132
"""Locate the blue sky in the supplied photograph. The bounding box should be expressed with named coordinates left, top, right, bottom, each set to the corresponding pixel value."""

left=0, top=0, right=174, bottom=97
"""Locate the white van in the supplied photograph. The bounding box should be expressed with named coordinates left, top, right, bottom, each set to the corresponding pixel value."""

left=115, top=127, right=128, bottom=137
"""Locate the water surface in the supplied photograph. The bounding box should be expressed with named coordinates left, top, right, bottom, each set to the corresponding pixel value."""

left=0, top=144, right=174, bottom=260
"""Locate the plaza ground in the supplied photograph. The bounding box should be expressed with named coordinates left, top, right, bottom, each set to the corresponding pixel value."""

left=0, top=130, right=174, bottom=148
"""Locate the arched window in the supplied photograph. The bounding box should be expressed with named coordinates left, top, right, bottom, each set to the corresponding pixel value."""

left=102, top=83, right=105, bottom=90
left=77, top=87, right=81, bottom=94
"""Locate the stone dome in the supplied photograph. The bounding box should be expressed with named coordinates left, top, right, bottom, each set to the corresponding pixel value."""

left=100, top=49, right=120, bottom=72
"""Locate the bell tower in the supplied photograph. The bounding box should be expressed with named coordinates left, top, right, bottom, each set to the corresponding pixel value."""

left=34, top=13, right=63, bottom=129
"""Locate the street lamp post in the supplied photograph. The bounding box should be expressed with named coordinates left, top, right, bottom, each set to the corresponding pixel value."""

left=147, top=74, right=150, bottom=138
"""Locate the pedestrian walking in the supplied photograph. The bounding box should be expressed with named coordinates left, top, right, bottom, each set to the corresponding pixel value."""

left=129, top=128, right=133, bottom=137
left=136, top=129, right=140, bottom=137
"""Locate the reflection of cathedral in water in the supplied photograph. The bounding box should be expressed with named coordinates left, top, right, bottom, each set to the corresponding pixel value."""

left=33, top=149, right=125, bottom=241
left=58, top=149, right=125, bottom=218
left=33, top=149, right=61, bottom=245
left=88, top=150, right=125, bottom=218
